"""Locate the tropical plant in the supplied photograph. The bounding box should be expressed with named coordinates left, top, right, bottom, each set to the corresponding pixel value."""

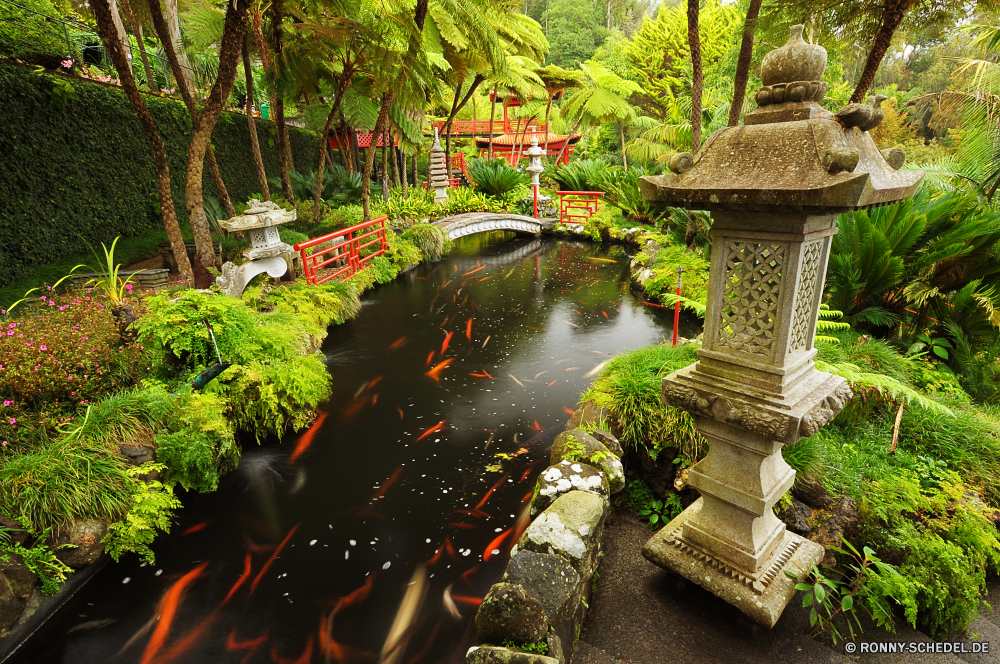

left=85, top=237, right=134, bottom=308
left=467, top=158, right=529, bottom=197
left=550, top=159, right=610, bottom=192
left=594, top=166, right=663, bottom=224
left=558, top=60, right=643, bottom=167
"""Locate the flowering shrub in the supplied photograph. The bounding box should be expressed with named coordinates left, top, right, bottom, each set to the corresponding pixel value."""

left=0, top=288, right=148, bottom=442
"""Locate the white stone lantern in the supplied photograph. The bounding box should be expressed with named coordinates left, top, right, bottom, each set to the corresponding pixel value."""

left=429, top=128, right=449, bottom=204
left=215, top=198, right=297, bottom=297
left=524, top=136, right=544, bottom=218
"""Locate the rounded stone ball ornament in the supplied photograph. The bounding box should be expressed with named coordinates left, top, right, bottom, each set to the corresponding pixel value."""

left=760, top=24, right=827, bottom=86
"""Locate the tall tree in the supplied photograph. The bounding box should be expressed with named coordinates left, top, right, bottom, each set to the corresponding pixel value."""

left=729, top=0, right=763, bottom=126
left=147, top=0, right=236, bottom=218
left=243, top=33, right=270, bottom=201
left=119, top=0, right=158, bottom=91
left=164, top=0, right=196, bottom=92
left=849, top=0, right=919, bottom=102
left=687, top=0, right=702, bottom=152
left=90, top=0, right=195, bottom=286
left=558, top=60, right=640, bottom=165
left=270, top=0, right=295, bottom=202
left=181, top=0, right=251, bottom=270
left=533, top=64, right=582, bottom=155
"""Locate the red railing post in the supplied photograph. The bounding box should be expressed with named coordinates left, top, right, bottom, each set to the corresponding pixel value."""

left=293, top=215, right=390, bottom=286
left=672, top=266, right=684, bottom=346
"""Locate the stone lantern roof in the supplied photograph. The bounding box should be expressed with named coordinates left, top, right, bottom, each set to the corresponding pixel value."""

left=639, top=25, right=923, bottom=214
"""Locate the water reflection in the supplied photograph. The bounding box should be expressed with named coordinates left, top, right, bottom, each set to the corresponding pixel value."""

left=23, top=233, right=692, bottom=664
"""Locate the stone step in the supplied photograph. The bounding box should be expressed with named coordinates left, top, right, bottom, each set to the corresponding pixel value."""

left=950, top=617, right=1000, bottom=664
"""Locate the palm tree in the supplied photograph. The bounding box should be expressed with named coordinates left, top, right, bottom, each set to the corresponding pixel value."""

left=687, top=0, right=702, bottom=151
left=242, top=31, right=270, bottom=201
left=557, top=60, right=642, bottom=167
left=533, top=64, right=583, bottom=156
left=729, top=0, right=762, bottom=127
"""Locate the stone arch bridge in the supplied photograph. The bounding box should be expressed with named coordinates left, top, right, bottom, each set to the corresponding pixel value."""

left=432, top=212, right=555, bottom=240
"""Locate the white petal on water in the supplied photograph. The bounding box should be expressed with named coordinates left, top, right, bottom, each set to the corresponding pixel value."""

left=345, top=550, right=349, bottom=559
left=462, top=550, right=471, bottom=556
left=426, top=538, right=431, bottom=543
left=491, top=549, right=500, bottom=556
left=382, top=561, right=391, bottom=569
left=495, top=528, right=503, bottom=532
left=310, top=540, right=318, bottom=546
left=350, top=540, right=356, bottom=546
left=155, top=570, right=162, bottom=576
left=122, top=577, right=131, bottom=584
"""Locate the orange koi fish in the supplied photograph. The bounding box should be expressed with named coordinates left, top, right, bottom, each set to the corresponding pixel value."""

left=332, top=574, right=375, bottom=617
left=152, top=612, right=219, bottom=664
left=469, top=370, right=494, bottom=379
left=484, top=529, right=511, bottom=562
left=446, top=522, right=477, bottom=529
left=449, top=595, right=483, bottom=606
left=371, top=393, right=378, bottom=406
left=642, top=301, right=667, bottom=309
left=371, top=467, right=403, bottom=501
left=602, top=311, right=608, bottom=318
left=530, top=421, right=542, bottom=432
left=574, top=309, right=582, bottom=315
left=289, top=412, right=328, bottom=464
left=221, top=552, right=253, bottom=605
left=463, top=265, right=485, bottom=277
left=563, top=406, right=576, bottom=415
left=521, top=491, right=533, bottom=503
left=465, top=318, right=473, bottom=340
left=459, top=565, right=479, bottom=586
left=425, top=351, right=435, bottom=367
left=425, top=359, right=453, bottom=381
left=520, top=458, right=543, bottom=482
left=441, top=331, right=454, bottom=355
left=547, top=380, right=557, bottom=387
left=226, top=629, right=269, bottom=664
left=249, top=525, right=299, bottom=597
left=426, top=536, right=453, bottom=566
left=368, top=376, right=384, bottom=388
left=397, top=407, right=405, bottom=420
left=181, top=521, right=211, bottom=536
left=415, top=420, right=447, bottom=442
left=473, top=473, right=508, bottom=513
left=388, top=336, right=407, bottom=350
left=138, top=561, right=209, bottom=664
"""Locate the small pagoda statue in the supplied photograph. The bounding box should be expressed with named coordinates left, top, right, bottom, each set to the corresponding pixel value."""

left=638, top=25, right=923, bottom=628
left=215, top=198, right=297, bottom=297
left=429, top=128, right=450, bottom=204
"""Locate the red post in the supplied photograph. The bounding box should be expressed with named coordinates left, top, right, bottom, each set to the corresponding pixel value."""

left=533, top=184, right=538, bottom=218
left=672, top=266, right=684, bottom=346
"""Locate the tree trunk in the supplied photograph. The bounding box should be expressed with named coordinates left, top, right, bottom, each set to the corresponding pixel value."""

left=108, top=0, right=130, bottom=72
left=381, top=132, right=390, bottom=200
left=120, top=0, right=156, bottom=91
left=184, top=0, right=250, bottom=270
left=413, top=153, right=418, bottom=192
left=314, top=71, right=352, bottom=221
left=850, top=0, right=917, bottom=103
left=442, top=74, right=486, bottom=178
left=488, top=85, right=497, bottom=160
left=688, top=0, right=702, bottom=152
left=271, top=0, right=294, bottom=202
left=554, top=118, right=582, bottom=166
left=243, top=34, right=270, bottom=201
left=362, top=92, right=392, bottom=220
left=685, top=211, right=697, bottom=248
left=92, top=0, right=194, bottom=287
left=206, top=145, right=236, bottom=217
left=618, top=120, right=627, bottom=169
left=543, top=95, right=553, bottom=158
left=729, top=0, right=762, bottom=127
left=399, top=147, right=408, bottom=197
left=163, top=0, right=195, bottom=93
left=391, top=141, right=401, bottom=188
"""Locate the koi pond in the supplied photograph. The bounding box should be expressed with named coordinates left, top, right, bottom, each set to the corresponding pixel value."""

left=24, top=233, right=691, bottom=664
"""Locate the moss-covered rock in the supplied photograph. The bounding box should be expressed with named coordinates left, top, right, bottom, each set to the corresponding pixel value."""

left=550, top=430, right=624, bottom=494
left=531, top=460, right=608, bottom=517
left=475, top=582, right=548, bottom=645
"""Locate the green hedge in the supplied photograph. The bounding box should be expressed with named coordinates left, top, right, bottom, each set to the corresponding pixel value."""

left=0, top=62, right=319, bottom=287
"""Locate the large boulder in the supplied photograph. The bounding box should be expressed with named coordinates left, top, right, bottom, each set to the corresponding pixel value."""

left=467, top=646, right=560, bottom=664
left=518, top=491, right=608, bottom=577
left=777, top=497, right=812, bottom=537
left=503, top=550, right=583, bottom=657
left=475, top=583, right=548, bottom=645
left=809, top=496, right=859, bottom=567
left=590, top=430, right=623, bottom=458
left=119, top=443, right=156, bottom=466
left=793, top=475, right=833, bottom=509
left=52, top=519, right=108, bottom=568
left=0, top=553, right=37, bottom=604
left=565, top=403, right=612, bottom=434
left=550, top=431, right=624, bottom=494
left=531, top=461, right=608, bottom=517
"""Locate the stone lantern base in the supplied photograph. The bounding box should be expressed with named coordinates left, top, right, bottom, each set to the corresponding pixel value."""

left=643, top=498, right=824, bottom=628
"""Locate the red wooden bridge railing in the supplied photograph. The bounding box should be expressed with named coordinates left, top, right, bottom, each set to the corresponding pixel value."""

left=294, top=216, right=388, bottom=285
left=556, top=191, right=604, bottom=224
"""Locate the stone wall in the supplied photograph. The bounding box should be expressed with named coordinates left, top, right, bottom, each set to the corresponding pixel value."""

left=468, top=404, right=625, bottom=663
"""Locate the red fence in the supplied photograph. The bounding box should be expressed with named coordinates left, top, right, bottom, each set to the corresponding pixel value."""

left=294, top=216, right=388, bottom=285
left=429, top=118, right=547, bottom=137
left=557, top=191, right=604, bottom=224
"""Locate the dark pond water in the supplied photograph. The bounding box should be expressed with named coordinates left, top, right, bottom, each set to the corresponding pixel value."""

left=22, top=233, right=694, bottom=664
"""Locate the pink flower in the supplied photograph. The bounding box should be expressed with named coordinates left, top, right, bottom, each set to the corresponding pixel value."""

left=2, top=441, right=7, bottom=447
left=8, top=418, right=15, bottom=425
left=6, top=331, right=12, bottom=336
left=61, top=59, right=73, bottom=68
left=40, top=296, right=46, bottom=301
left=68, top=375, right=73, bottom=381
left=48, top=301, right=55, bottom=306
left=40, top=345, right=47, bottom=351
left=2, top=401, right=10, bottom=406
left=8, top=324, right=14, bottom=328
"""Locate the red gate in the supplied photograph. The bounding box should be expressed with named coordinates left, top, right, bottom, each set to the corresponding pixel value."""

left=294, top=216, right=389, bottom=285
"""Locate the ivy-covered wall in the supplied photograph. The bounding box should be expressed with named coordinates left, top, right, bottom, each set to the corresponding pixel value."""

left=0, top=63, right=319, bottom=287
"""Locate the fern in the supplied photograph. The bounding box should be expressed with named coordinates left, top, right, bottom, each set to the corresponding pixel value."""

left=102, top=464, right=181, bottom=565
left=815, top=360, right=954, bottom=416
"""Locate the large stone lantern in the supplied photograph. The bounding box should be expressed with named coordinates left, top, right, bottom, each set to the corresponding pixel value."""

left=638, top=25, right=922, bottom=628
left=216, top=198, right=296, bottom=297
left=525, top=136, right=544, bottom=218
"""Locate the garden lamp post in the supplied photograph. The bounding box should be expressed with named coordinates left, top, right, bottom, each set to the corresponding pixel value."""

left=525, top=136, right=544, bottom=219
left=430, top=128, right=450, bottom=205
left=215, top=198, right=297, bottom=297
left=638, top=25, right=923, bottom=628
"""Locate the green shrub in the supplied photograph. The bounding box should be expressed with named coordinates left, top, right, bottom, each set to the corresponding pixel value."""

left=582, top=343, right=704, bottom=458
left=401, top=224, right=454, bottom=261
left=467, top=158, right=529, bottom=197
left=0, top=437, right=137, bottom=533
left=641, top=245, right=710, bottom=304
left=0, top=537, right=74, bottom=595
left=279, top=229, right=309, bottom=247
left=154, top=389, right=238, bottom=491
left=102, top=463, right=181, bottom=564
left=550, top=159, right=610, bottom=192
left=594, top=167, right=665, bottom=224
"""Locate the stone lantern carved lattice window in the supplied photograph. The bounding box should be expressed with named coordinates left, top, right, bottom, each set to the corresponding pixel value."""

left=719, top=241, right=785, bottom=356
